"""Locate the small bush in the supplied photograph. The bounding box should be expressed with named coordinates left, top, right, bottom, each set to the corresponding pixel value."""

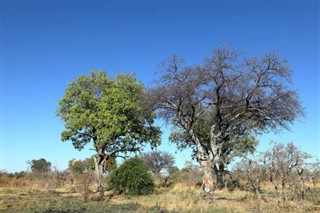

left=108, top=157, right=154, bottom=195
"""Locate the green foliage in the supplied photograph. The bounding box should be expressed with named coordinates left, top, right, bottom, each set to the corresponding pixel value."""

left=219, top=136, right=258, bottom=165
left=56, top=70, right=161, bottom=162
left=68, top=155, right=117, bottom=175
left=170, top=116, right=258, bottom=167
left=168, top=166, right=180, bottom=178
left=165, top=166, right=181, bottom=185
left=108, top=157, right=154, bottom=195
left=68, top=159, right=85, bottom=174
left=84, top=155, right=117, bottom=172
left=29, top=158, right=51, bottom=176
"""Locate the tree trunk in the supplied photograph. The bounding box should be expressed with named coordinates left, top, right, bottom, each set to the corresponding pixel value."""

left=200, top=160, right=214, bottom=194
left=299, top=177, right=305, bottom=200
left=93, top=156, right=104, bottom=199
left=190, top=129, right=214, bottom=194
left=281, top=177, right=287, bottom=202
left=214, top=163, right=225, bottom=189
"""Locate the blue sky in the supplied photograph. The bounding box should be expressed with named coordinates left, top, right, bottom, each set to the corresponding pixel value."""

left=1, top=1, right=319, bottom=172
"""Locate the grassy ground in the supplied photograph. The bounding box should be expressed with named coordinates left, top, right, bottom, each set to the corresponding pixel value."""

left=1, top=181, right=320, bottom=213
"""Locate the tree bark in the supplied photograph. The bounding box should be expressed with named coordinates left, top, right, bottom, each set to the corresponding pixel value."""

left=190, top=129, right=215, bottom=194
left=199, top=160, right=214, bottom=194
left=281, top=176, right=287, bottom=202
left=214, top=163, right=225, bottom=189
left=299, top=177, right=305, bottom=200
left=93, top=156, right=104, bottom=199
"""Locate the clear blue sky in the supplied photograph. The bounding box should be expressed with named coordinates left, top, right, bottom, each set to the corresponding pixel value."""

left=1, top=1, right=319, bottom=173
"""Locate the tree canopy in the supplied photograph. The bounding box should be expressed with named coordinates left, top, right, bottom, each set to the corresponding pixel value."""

left=57, top=70, right=161, bottom=164
left=57, top=70, right=161, bottom=198
left=29, top=158, right=51, bottom=176
left=142, top=150, right=175, bottom=174
left=147, top=46, right=304, bottom=191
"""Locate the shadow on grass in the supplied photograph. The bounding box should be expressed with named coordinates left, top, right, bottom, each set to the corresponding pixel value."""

left=38, top=203, right=142, bottom=213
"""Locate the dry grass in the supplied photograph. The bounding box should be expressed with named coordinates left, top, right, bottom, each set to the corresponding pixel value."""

left=1, top=177, right=320, bottom=213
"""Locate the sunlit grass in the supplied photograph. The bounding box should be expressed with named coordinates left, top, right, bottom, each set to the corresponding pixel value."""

left=1, top=179, right=319, bottom=213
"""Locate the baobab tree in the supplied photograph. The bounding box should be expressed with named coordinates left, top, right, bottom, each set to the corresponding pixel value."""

left=147, top=46, right=304, bottom=193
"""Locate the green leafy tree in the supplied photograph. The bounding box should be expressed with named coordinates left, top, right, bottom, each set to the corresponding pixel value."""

left=68, top=159, right=85, bottom=174
left=29, top=158, right=51, bottom=177
left=56, top=70, right=161, bottom=198
left=108, top=157, right=154, bottom=195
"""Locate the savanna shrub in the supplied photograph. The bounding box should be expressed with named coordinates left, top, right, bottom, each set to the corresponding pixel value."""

left=108, top=157, right=154, bottom=195
left=75, top=172, right=95, bottom=202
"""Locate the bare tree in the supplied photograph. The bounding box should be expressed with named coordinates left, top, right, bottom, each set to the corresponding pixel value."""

left=142, top=150, right=175, bottom=175
left=263, top=142, right=311, bottom=202
left=147, top=46, right=304, bottom=193
left=233, top=157, right=267, bottom=203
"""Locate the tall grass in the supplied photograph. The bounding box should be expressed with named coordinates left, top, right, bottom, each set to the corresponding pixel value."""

left=1, top=174, right=319, bottom=213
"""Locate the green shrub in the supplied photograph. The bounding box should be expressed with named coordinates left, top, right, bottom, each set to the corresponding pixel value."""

left=108, top=157, right=154, bottom=195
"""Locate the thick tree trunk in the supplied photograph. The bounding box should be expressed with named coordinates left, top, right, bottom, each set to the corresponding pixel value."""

left=200, top=160, right=214, bottom=194
left=214, top=163, right=225, bottom=189
left=190, top=129, right=215, bottom=194
left=93, top=156, right=104, bottom=199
